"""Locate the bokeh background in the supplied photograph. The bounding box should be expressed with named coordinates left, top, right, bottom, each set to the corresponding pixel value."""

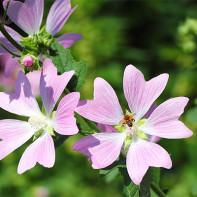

left=0, top=0, right=197, bottom=196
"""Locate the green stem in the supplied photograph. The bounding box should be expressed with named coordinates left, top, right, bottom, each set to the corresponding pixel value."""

left=151, top=182, right=166, bottom=197
left=0, top=42, right=21, bottom=57
left=0, top=23, right=23, bottom=52
left=2, top=0, right=10, bottom=23
left=83, top=118, right=101, bottom=133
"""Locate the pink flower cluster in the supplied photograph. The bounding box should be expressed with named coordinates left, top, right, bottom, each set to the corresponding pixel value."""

left=0, top=0, right=193, bottom=187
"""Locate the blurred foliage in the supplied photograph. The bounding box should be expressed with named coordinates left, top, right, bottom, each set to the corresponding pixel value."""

left=0, top=0, right=197, bottom=196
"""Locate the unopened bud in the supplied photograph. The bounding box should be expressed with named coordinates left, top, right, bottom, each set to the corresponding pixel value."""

left=23, top=56, right=34, bottom=67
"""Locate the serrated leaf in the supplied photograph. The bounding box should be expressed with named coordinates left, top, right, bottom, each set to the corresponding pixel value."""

left=48, top=42, right=87, bottom=92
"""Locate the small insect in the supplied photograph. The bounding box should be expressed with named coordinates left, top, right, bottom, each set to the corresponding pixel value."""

left=120, top=114, right=135, bottom=127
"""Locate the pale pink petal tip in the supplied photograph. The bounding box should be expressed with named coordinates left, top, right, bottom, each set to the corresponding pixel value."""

left=76, top=77, right=123, bottom=125
left=141, top=97, right=193, bottom=139
left=23, top=56, right=34, bottom=67
left=40, top=58, right=74, bottom=115
left=0, top=120, right=34, bottom=160
left=17, top=133, right=55, bottom=174
left=127, top=139, right=172, bottom=185
left=58, top=33, right=83, bottom=48
left=123, top=64, right=169, bottom=121
left=73, top=132, right=126, bottom=169
left=53, top=92, right=80, bottom=135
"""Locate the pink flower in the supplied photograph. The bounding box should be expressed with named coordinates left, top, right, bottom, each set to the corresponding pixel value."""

left=23, top=56, right=34, bottom=67
left=0, top=0, right=82, bottom=77
left=0, top=58, right=79, bottom=174
left=0, top=54, right=41, bottom=96
left=73, top=65, right=193, bottom=185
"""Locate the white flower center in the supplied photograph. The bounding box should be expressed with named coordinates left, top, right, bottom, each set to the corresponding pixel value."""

left=28, top=115, right=51, bottom=131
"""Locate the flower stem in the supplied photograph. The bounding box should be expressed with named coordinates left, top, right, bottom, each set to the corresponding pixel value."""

left=0, top=42, right=21, bottom=57
left=151, top=182, right=166, bottom=197
left=2, top=0, right=10, bottom=23
left=0, top=23, right=23, bottom=52
left=83, top=118, right=101, bottom=133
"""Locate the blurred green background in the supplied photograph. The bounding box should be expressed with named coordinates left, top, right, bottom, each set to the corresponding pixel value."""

left=0, top=0, right=197, bottom=196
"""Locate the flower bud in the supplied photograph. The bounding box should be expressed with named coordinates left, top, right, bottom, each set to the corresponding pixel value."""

left=23, top=56, right=34, bottom=67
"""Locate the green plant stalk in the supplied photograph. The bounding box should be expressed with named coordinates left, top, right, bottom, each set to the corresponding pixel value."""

left=0, top=42, right=21, bottom=57
left=2, top=0, right=10, bottom=23
left=83, top=118, right=101, bottom=133
left=0, top=23, right=23, bottom=52
left=151, top=182, right=166, bottom=197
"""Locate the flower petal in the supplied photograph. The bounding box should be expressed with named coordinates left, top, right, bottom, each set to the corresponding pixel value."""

left=26, top=70, right=41, bottom=97
left=3, top=0, right=44, bottom=35
left=123, top=65, right=169, bottom=122
left=140, top=97, right=193, bottom=139
left=17, top=132, right=55, bottom=174
left=4, top=55, right=20, bottom=77
left=40, top=58, right=74, bottom=116
left=0, top=26, right=21, bottom=55
left=76, top=77, right=124, bottom=125
left=0, top=71, right=41, bottom=117
left=127, top=138, right=172, bottom=185
left=57, top=33, right=83, bottom=48
left=53, top=92, right=80, bottom=135
left=46, top=0, right=76, bottom=35
left=0, top=119, right=34, bottom=160
left=98, top=123, right=118, bottom=133
left=73, top=132, right=126, bottom=169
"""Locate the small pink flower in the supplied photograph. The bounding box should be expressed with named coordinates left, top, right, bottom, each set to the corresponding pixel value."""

left=23, top=56, right=34, bottom=67
left=0, top=0, right=82, bottom=77
left=0, top=58, right=79, bottom=174
left=73, top=65, right=193, bottom=185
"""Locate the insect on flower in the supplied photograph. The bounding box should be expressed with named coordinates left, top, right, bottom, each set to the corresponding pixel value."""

left=73, top=64, right=193, bottom=185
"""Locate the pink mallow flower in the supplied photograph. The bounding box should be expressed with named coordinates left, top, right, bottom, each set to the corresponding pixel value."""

left=0, top=0, right=82, bottom=77
left=22, top=56, right=34, bottom=67
left=0, top=58, right=79, bottom=174
left=73, top=65, right=193, bottom=185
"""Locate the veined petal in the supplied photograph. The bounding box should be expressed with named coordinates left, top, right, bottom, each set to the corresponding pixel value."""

left=143, top=102, right=157, bottom=119
left=123, top=65, right=169, bottom=122
left=4, top=55, right=20, bottom=77
left=76, top=77, right=124, bottom=125
left=46, top=0, right=76, bottom=35
left=0, top=120, right=34, bottom=160
left=53, top=92, right=80, bottom=135
left=73, top=132, right=126, bottom=169
left=17, top=132, right=55, bottom=174
left=0, top=26, right=21, bottom=55
left=140, top=97, right=193, bottom=139
left=58, top=33, right=83, bottom=48
left=0, top=71, right=41, bottom=117
left=3, top=0, right=44, bottom=36
left=98, top=123, right=118, bottom=133
left=40, top=59, right=74, bottom=116
left=26, top=70, right=41, bottom=97
left=126, top=138, right=172, bottom=185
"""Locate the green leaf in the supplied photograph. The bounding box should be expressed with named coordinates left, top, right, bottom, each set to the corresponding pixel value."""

left=151, top=167, right=160, bottom=185
left=48, top=42, right=87, bottom=91
left=139, top=169, right=152, bottom=197
left=75, top=113, right=93, bottom=134
left=99, top=158, right=126, bottom=177
left=119, top=167, right=139, bottom=197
